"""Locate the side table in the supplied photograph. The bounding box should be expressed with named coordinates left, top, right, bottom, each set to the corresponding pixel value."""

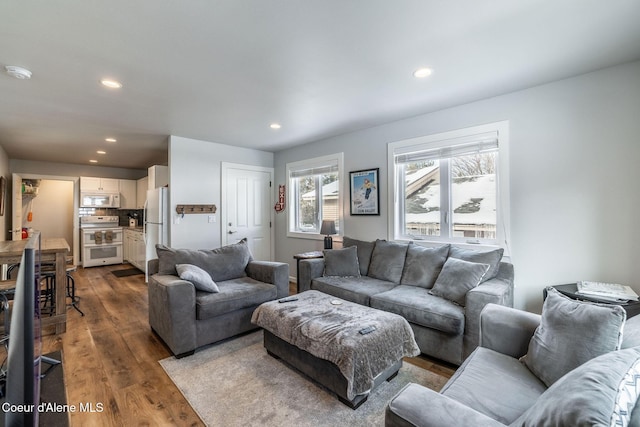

left=545, top=284, right=640, bottom=318
left=293, top=251, right=323, bottom=293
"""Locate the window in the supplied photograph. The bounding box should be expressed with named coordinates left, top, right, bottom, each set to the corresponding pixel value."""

left=388, top=122, right=510, bottom=249
left=287, top=153, right=343, bottom=238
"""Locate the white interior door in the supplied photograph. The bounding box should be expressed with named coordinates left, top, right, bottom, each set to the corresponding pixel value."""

left=11, top=173, right=22, bottom=241
left=222, top=163, right=274, bottom=261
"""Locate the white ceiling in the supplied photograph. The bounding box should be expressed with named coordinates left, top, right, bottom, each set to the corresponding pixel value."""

left=1, top=1, right=639, bottom=170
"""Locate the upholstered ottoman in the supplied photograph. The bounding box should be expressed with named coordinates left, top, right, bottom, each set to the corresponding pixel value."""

left=251, top=290, right=420, bottom=408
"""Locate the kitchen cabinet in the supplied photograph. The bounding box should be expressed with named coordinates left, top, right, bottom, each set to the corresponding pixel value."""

left=80, top=177, right=119, bottom=192
left=124, top=229, right=146, bottom=272
left=148, top=165, right=168, bottom=189
left=136, top=176, right=148, bottom=209
left=119, top=179, right=137, bottom=209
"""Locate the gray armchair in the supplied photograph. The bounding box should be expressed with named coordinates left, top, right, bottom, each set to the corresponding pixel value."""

left=386, top=299, right=640, bottom=426
left=148, top=241, right=289, bottom=357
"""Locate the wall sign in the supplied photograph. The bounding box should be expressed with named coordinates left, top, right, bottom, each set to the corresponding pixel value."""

left=274, top=184, right=286, bottom=213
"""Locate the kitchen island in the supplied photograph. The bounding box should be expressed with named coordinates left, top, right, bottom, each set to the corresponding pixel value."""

left=0, top=237, right=70, bottom=334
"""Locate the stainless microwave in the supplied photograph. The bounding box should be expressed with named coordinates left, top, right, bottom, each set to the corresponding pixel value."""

left=81, top=192, right=121, bottom=208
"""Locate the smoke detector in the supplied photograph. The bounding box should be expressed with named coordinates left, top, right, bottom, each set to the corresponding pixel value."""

left=5, top=65, right=32, bottom=80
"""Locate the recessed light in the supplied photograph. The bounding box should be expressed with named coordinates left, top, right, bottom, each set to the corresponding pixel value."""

left=5, top=65, right=32, bottom=80
left=97, top=150, right=106, bottom=155
left=270, top=123, right=281, bottom=130
left=89, top=159, right=98, bottom=163
left=413, top=68, right=433, bottom=78
left=105, top=138, right=117, bottom=143
left=100, top=79, right=122, bottom=89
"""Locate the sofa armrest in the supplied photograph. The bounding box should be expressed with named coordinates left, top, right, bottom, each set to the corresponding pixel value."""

left=386, top=383, right=506, bottom=427
left=298, top=258, right=325, bottom=292
left=479, top=303, right=540, bottom=358
left=463, top=270, right=514, bottom=359
left=246, top=261, right=290, bottom=298
left=148, top=274, right=197, bottom=356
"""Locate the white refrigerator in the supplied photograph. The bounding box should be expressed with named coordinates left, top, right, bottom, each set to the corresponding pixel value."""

left=143, top=187, right=168, bottom=281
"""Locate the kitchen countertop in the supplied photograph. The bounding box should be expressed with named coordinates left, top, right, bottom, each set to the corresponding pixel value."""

left=124, top=226, right=144, bottom=233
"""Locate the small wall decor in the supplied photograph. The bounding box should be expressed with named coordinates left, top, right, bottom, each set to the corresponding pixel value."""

left=274, top=184, right=286, bottom=213
left=350, top=168, right=380, bottom=215
left=175, top=204, right=217, bottom=216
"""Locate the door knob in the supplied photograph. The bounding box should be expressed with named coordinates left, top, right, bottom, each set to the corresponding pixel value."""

left=228, top=230, right=237, bottom=234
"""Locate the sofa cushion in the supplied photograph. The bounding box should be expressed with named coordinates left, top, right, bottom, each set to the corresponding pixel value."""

left=512, top=347, right=640, bottom=427
left=448, top=246, right=503, bottom=282
left=176, top=263, right=219, bottom=293
left=195, top=277, right=277, bottom=320
left=522, top=287, right=626, bottom=387
left=440, top=347, right=547, bottom=425
left=429, top=258, right=490, bottom=306
left=311, top=276, right=397, bottom=306
left=400, top=244, right=450, bottom=289
left=343, top=236, right=375, bottom=276
left=156, top=239, right=253, bottom=282
left=370, top=285, right=465, bottom=335
left=323, top=246, right=360, bottom=277
left=367, top=240, right=409, bottom=284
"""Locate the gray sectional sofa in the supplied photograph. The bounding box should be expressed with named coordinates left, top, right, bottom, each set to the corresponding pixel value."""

left=298, top=237, right=514, bottom=365
left=147, top=240, right=289, bottom=357
left=386, top=291, right=640, bottom=426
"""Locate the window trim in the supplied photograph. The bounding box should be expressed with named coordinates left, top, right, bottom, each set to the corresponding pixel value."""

left=387, top=121, right=510, bottom=254
left=286, top=152, right=344, bottom=241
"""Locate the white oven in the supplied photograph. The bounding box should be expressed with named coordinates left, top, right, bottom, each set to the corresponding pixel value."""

left=80, top=216, right=124, bottom=267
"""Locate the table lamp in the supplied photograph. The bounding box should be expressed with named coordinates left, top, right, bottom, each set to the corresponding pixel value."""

left=320, top=220, right=337, bottom=249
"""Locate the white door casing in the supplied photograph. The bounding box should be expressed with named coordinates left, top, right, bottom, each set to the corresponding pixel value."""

left=221, top=163, right=274, bottom=261
left=12, top=173, right=22, bottom=241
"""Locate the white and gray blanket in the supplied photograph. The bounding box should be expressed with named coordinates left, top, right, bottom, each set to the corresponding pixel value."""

left=251, top=290, right=420, bottom=400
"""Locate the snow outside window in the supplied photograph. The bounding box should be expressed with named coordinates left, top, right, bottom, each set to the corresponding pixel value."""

left=388, top=122, right=510, bottom=250
left=286, top=153, right=343, bottom=239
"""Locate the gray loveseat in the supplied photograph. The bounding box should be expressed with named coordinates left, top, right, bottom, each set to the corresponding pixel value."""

left=148, top=240, right=289, bottom=357
left=298, top=237, right=514, bottom=365
left=386, top=290, right=640, bottom=426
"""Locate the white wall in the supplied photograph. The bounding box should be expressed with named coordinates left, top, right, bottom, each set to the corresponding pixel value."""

left=274, top=60, right=640, bottom=313
left=168, top=136, right=273, bottom=249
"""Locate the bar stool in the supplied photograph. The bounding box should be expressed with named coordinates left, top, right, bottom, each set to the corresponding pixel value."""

left=39, top=261, right=84, bottom=317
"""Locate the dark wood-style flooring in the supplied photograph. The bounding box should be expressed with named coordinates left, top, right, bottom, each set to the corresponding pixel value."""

left=37, top=264, right=454, bottom=426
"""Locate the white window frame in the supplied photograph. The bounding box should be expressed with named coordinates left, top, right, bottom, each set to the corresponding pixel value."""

left=286, top=152, right=344, bottom=240
left=387, top=121, right=510, bottom=254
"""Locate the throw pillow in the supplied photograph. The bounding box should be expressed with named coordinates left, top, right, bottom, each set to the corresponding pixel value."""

left=428, top=257, right=490, bottom=306
left=521, top=287, right=627, bottom=387
left=400, top=244, right=450, bottom=289
left=176, top=263, right=219, bottom=293
left=448, top=246, right=504, bottom=282
left=323, top=246, right=361, bottom=277
left=342, top=236, right=375, bottom=276
left=367, top=240, right=410, bottom=284
left=512, top=347, right=640, bottom=427
left=156, top=238, right=253, bottom=282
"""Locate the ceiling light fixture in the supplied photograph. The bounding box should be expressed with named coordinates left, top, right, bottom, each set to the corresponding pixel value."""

left=89, top=159, right=98, bottom=163
left=105, top=138, right=117, bottom=142
left=5, top=65, right=32, bottom=80
left=97, top=150, right=106, bottom=155
left=270, top=123, right=282, bottom=130
left=100, top=79, right=122, bottom=89
left=413, top=68, right=433, bottom=78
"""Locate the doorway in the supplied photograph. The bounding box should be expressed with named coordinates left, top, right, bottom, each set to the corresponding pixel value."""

left=11, top=173, right=80, bottom=264
left=221, top=163, right=274, bottom=261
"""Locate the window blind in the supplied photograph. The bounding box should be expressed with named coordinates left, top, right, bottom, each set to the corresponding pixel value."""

left=289, top=163, right=339, bottom=178
left=395, top=131, right=498, bottom=164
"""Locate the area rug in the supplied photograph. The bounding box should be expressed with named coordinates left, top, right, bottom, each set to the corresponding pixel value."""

left=111, top=268, right=143, bottom=278
left=159, top=331, right=448, bottom=427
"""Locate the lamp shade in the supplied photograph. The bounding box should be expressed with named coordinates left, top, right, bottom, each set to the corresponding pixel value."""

left=320, top=220, right=336, bottom=236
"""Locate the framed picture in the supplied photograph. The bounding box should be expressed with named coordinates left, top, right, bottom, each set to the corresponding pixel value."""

left=350, top=168, right=380, bottom=215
